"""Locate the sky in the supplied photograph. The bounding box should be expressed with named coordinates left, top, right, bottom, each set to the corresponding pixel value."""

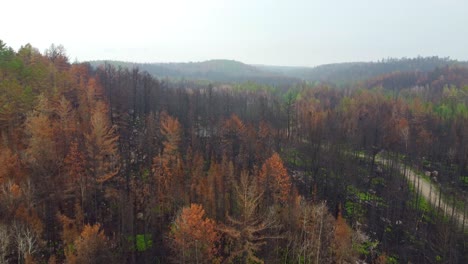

left=1, top=0, right=468, bottom=67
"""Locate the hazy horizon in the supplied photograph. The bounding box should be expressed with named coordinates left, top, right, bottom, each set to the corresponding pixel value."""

left=2, top=0, right=468, bottom=67
left=85, top=56, right=462, bottom=69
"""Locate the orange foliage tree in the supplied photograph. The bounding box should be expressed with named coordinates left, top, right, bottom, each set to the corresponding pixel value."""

left=152, top=112, right=184, bottom=214
left=85, top=101, right=119, bottom=184
left=55, top=96, right=77, bottom=158
left=0, top=146, right=21, bottom=185
left=333, top=205, right=355, bottom=263
left=259, top=152, right=291, bottom=205
left=64, top=141, right=88, bottom=205
left=25, top=94, right=58, bottom=175
left=67, top=223, right=113, bottom=264
left=169, top=204, right=219, bottom=264
left=160, top=111, right=182, bottom=156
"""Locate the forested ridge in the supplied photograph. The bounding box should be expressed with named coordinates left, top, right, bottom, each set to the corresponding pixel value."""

left=91, top=56, right=468, bottom=86
left=1, top=41, right=467, bottom=263
left=279, top=57, right=468, bottom=84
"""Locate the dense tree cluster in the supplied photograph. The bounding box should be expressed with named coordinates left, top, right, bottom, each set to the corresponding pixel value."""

left=295, top=56, right=466, bottom=84
left=0, top=41, right=467, bottom=263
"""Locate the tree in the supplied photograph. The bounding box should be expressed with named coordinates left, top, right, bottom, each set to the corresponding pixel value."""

left=0, top=146, right=21, bottom=185
left=68, top=223, right=113, bottom=264
left=64, top=141, right=88, bottom=206
left=0, top=77, right=31, bottom=148
left=221, top=114, right=245, bottom=160
left=13, top=222, right=39, bottom=264
left=398, top=118, right=410, bottom=153
left=85, top=101, right=120, bottom=184
left=84, top=101, right=119, bottom=224
left=13, top=205, right=42, bottom=238
left=188, top=151, right=205, bottom=204
left=55, top=96, right=77, bottom=158
left=152, top=112, right=184, bottom=215
left=45, top=44, right=66, bottom=64
left=205, top=159, right=221, bottom=218
left=333, top=205, right=356, bottom=264
left=57, top=213, right=80, bottom=247
left=24, top=94, right=58, bottom=176
left=219, top=171, right=277, bottom=263
left=283, top=89, right=298, bottom=139
left=45, top=44, right=69, bottom=72
left=258, top=152, right=291, bottom=205
left=169, top=204, right=219, bottom=264
left=160, top=111, right=182, bottom=156
left=0, top=223, right=11, bottom=264
left=58, top=209, right=84, bottom=264
left=287, top=198, right=335, bottom=264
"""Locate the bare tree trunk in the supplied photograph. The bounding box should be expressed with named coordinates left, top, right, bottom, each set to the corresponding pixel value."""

left=316, top=210, right=324, bottom=264
left=463, top=201, right=466, bottom=232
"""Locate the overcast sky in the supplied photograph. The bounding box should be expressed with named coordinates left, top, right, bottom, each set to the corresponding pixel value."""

left=1, top=0, right=467, bottom=66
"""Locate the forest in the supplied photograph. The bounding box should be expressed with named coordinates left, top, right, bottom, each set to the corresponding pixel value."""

left=91, top=57, right=468, bottom=86
left=0, top=40, right=467, bottom=264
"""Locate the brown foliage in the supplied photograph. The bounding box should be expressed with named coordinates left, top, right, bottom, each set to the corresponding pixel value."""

left=152, top=112, right=184, bottom=214
left=160, top=111, right=182, bottom=156
left=0, top=146, right=21, bottom=184
left=85, top=101, right=119, bottom=184
left=170, top=204, right=220, bottom=264
left=68, top=223, right=112, bottom=264
left=288, top=198, right=335, bottom=263
left=57, top=213, right=80, bottom=246
left=333, top=205, right=355, bottom=264
left=25, top=95, right=58, bottom=173
left=219, top=171, right=276, bottom=264
left=14, top=205, right=44, bottom=235
left=55, top=95, right=77, bottom=156
left=189, top=151, right=205, bottom=203
left=64, top=141, right=88, bottom=202
left=259, top=152, right=291, bottom=205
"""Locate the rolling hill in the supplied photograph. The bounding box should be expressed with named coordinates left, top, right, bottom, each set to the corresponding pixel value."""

left=89, top=57, right=468, bottom=85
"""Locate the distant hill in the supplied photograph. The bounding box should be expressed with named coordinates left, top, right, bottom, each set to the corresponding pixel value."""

left=89, top=59, right=301, bottom=85
left=89, top=57, right=468, bottom=86
left=259, top=57, right=468, bottom=85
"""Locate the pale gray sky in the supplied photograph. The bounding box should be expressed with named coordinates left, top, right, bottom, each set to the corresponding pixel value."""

left=1, top=0, right=467, bottom=66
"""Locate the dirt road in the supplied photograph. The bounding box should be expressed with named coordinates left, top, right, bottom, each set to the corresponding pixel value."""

left=377, top=157, right=467, bottom=230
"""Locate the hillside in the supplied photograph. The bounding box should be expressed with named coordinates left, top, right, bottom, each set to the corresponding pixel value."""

left=90, top=59, right=300, bottom=85
left=91, top=57, right=468, bottom=86
left=260, top=57, right=468, bottom=84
